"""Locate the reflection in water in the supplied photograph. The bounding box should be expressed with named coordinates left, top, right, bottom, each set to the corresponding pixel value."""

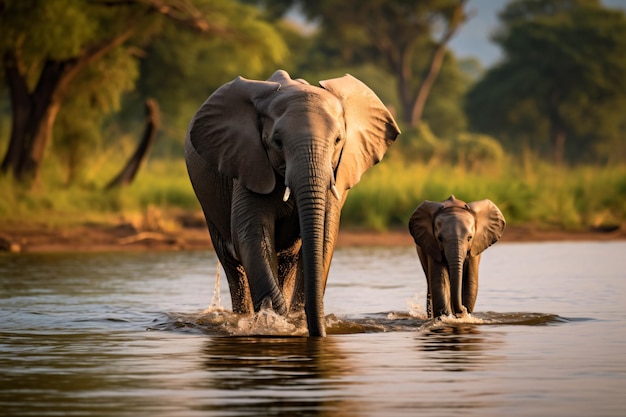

left=2, top=243, right=625, bottom=417
left=417, top=323, right=505, bottom=372
left=200, top=337, right=356, bottom=417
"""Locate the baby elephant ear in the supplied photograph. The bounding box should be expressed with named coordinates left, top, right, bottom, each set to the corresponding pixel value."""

left=187, top=76, right=281, bottom=194
left=468, top=199, right=506, bottom=256
left=319, top=74, right=400, bottom=191
left=409, top=200, right=445, bottom=263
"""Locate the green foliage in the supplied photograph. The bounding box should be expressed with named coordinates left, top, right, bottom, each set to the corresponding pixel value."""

left=0, top=156, right=198, bottom=225
left=342, top=155, right=626, bottom=231
left=0, top=0, right=289, bottom=183
left=0, top=152, right=624, bottom=232
left=1, top=0, right=625, bottom=237
left=466, top=0, right=626, bottom=163
left=391, top=123, right=505, bottom=171
left=280, top=0, right=469, bottom=128
left=126, top=0, right=289, bottom=156
left=53, top=47, right=140, bottom=183
left=0, top=0, right=96, bottom=62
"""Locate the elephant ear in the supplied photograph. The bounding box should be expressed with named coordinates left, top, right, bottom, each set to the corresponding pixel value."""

left=319, top=74, right=401, bottom=191
left=409, top=200, right=445, bottom=263
left=188, top=76, right=281, bottom=194
left=468, top=199, right=506, bottom=256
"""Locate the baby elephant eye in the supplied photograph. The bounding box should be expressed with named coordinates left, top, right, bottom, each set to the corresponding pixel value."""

left=335, top=136, right=341, bottom=145
left=273, top=136, right=283, bottom=150
left=467, top=235, right=473, bottom=242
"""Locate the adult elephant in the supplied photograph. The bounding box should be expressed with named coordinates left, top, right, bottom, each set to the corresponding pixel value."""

left=408, top=196, right=505, bottom=318
left=185, top=70, right=400, bottom=336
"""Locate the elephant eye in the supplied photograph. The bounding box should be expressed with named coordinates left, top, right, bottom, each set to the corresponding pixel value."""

left=335, top=136, right=342, bottom=145
left=437, top=235, right=443, bottom=243
left=273, top=135, right=283, bottom=150
left=467, top=235, right=473, bottom=242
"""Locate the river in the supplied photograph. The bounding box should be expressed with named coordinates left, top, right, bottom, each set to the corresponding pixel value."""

left=1, top=241, right=625, bottom=416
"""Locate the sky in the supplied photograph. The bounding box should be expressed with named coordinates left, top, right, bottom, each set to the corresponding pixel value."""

left=448, top=0, right=626, bottom=68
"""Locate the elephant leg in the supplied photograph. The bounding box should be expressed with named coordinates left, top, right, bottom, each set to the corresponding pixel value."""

left=427, top=259, right=451, bottom=318
left=277, top=240, right=302, bottom=311
left=462, top=255, right=481, bottom=313
left=289, top=256, right=305, bottom=313
left=208, top=224, right=252, bottom=314
left=274, top=212, right=303, bottom=313
left=236, top=228, right=287, bottom=315
left=416, top=247, right=432, bottom=317
left=187, top=149, right=252, bottom=313
left=232, top=184, right=287, bottom=315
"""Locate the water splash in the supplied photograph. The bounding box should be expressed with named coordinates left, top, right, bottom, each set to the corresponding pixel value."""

left=203, top=261, right=224, bottom=314
left=232, top=307, right=307, bottom=336
left=439, top=313, right=485, bottom=325
left=153, top=309, right=569, bottom=336
left=406, top=293, right=427, bottom=319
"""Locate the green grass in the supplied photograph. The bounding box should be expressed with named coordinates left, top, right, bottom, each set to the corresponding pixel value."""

left=0, top=157, right=199, bottom=226
left=1, top=154, right=625, bottom=231
left=343, top=155, right=626, bottom=231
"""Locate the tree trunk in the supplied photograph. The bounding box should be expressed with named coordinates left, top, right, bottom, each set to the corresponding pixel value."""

left=1, top=27, right=139, bottom=187
left=409, top=0, right=467, bottom=127
left=410, top=41, right=451, bottom=127
left=1, top=55, right=71, bottom=186
left=106, top=99, right=160, bottom=190
left=1, top=51, right=29, bottom=174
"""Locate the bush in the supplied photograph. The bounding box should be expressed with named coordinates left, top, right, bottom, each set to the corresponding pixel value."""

left=343, top=155, right=626, bottom=230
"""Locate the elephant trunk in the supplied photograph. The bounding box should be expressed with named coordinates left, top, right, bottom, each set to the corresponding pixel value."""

left=291, top=153, right=330, bottom=337
left=445, top=240, right=467, bottom=317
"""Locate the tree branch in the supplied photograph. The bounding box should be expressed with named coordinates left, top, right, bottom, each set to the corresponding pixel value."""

left=410, top=0, right=468, bottom=126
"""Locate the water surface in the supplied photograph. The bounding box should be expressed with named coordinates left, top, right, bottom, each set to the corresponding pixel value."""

left=1, top=242, right=625, bottom=416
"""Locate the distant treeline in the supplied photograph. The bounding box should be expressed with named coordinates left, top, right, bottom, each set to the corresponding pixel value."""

left=1, top=0, right=626, bottom=190
left=0, top=0, right=625, bottom=235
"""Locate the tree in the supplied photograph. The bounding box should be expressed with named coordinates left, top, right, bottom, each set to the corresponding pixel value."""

left=105, top=98, right=160, bottom=189
left=256, top=0, right=468, bottom=128
left=466, top=0, right=626, bottom=164
left=133, top=4, right=288, bottom=153
left=0, top=0, right=286, bottom=186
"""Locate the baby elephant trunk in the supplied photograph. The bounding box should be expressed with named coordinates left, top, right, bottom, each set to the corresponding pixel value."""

left=445, top=240, right=468, bottom=317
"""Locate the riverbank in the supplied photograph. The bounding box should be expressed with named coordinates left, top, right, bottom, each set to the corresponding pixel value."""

left=1, top=214, right=624, bottom=253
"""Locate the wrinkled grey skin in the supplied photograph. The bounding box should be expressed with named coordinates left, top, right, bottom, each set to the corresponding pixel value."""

left=409, top=195, right=505, bottom=318
left=185, top=70, right=400, bottom=336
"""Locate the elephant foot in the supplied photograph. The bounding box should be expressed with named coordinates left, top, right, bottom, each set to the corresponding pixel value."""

left=259, top=296, right=288, bottom=316
left=454, top=306, right=469, bottom=318
left=260, top=297, right=273, bottom=311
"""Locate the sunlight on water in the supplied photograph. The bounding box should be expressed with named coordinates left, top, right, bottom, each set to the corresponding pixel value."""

left=1, top=242, right=625, bottom=417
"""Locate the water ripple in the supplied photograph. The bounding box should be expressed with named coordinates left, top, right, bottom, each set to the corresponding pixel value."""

left=150, top=309, right=570, bottom=337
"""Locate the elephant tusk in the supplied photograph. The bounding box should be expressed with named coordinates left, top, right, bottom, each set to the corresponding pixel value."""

left=331, top=184, right=341, bottom=201
left=283, top=186, right=291, bottom=202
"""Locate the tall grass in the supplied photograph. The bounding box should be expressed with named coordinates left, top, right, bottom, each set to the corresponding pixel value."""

left=343, top=155, right=626, bottom=231
left=0, top=157, right=199, bottom=226
left=1, top=154, right=624, bottom=231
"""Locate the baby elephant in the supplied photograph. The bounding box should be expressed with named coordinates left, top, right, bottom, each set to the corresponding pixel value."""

left=408, top=195, right=505, bottom=318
